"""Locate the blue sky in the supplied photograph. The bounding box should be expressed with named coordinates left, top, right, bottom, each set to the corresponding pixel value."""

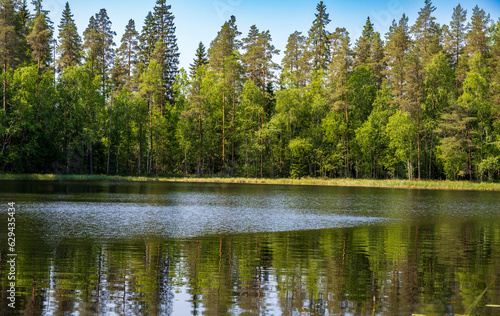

left=39, top=0, right=500, bottom=70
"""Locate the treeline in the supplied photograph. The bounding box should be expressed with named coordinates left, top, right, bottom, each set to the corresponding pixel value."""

left=1, top=0, right=500, bottom=180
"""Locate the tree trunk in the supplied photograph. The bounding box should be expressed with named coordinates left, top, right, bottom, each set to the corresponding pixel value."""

left=107, top=94, right=113, bottom=175
left=407, top=159, right=411, bottom=181
left=139, top=123, right=142, bottom=175
left=90, top=142, right=93, bottom=174
left=66, top=145, right=71, bottom=175
left=417, top=99, right=421, bottom=180
left=116, top=147, right=119, bottom=175
left=90, top=61, right=94, bottom=175
left=222, top=91, right=225, bottom=172
left=198, top=101, right=202, bottom=177
left=149, top=96, right=153, bottom=174
left=467, top=122, right=472, bottom=181
left=246, top=137, right=249, bottom=178
left=36, top=56, right=40, bottom=96
left=345, top=93, right=349, bottom=178
left=3, top=65, right=6, bottom=111
left=232, top=87, right=235, bottom=176
left=128, top=44, right=131, bottom=81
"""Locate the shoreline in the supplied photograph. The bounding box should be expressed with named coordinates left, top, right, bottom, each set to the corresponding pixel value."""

left=1, top=174, right=500, bottom=191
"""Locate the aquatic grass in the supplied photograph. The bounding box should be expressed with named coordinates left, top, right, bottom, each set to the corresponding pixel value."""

left=1, top=173, right=500, bottom=191
left=465, top=279, right=496, bottom=316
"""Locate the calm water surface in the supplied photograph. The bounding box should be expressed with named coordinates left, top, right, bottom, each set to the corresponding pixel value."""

left=0, top=180, right=499, bottom=315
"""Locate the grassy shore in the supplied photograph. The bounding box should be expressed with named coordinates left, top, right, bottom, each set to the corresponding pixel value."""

left=1, top=173, right=500, bottom=191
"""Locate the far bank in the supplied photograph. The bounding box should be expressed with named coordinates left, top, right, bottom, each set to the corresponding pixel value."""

left=1, top=174, right=500, bottom=191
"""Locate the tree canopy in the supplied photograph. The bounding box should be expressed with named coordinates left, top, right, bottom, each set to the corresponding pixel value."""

left=1, top=1, right=500, bottom=181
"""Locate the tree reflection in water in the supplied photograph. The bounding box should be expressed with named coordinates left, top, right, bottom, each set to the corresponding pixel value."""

left=1, top=222, right=499, bottom=315
left=1, top=181, right=500, bottom=315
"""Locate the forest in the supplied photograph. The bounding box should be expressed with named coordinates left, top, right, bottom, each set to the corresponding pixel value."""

left=1, top=0, right=500, bottom=181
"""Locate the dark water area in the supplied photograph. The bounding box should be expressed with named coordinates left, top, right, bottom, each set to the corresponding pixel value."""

left=0, top=180, right=499, bottom=315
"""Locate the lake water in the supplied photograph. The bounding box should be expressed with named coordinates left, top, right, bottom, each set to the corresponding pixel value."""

left=0, top=180, right=499, bottom=315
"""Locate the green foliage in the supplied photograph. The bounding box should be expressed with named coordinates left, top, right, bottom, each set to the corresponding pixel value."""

left=289, top=137, right=312, bottom=179
left=355, top=88, right=395, bottom=178
left=386, top=110, right=417, bottom=179
left=1, top=1, right=500, bottom=183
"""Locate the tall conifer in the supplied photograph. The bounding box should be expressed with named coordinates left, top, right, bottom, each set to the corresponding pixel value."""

left=138, top=11, right=155, bottom=68
left=115, top=19, right=138, bottom=87
left=329, top=27, right=352, bottom=176
left=446, top=4, right=467, bottom=67
left=0, top=0, right=21, bottom=110
left=308, top=1, right=331, bottom=73
left=27, top=12, right=52, bottom=94
left=153, top=0, right=179, bottom=105
left=95, top=8, right=116, bottom=99
left=411, top=0, right=440, bottom=58
left=208, top=15, right=242, bottom=172
left=466, top=5, right=490, bottom=57
left=281, top=31, right=309, bottom=88
left=354, top=17, right=374, bottom=67
left=384, top=15, right=411, bottom=103
left=57, top=2, right=81, bottom=70
left=189, top=41, right=207, bottom=76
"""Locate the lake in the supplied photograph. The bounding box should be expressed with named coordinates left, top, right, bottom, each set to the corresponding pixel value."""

left=1, top=180, right=499, bottom=315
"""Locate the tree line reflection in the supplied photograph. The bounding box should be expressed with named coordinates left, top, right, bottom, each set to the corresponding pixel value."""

left=1, top=221, right=499, bottom=315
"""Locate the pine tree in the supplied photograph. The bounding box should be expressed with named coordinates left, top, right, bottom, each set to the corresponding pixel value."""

left=308, top=1, right=331, bottom=73
left=446, top=4, right=467, bottom=67
left=84, top=9, right=116, bottom=97
left=17, top=0, right=30, bottom=30
left=354, top=17, right=384, bottom=86
left=403, top=46, right=424, bottom=179
left=30, top=0, right=54, bottom=43
left=466, top=6, right=490, bottom=57
left=82, top=15, right=99, bottom=174
left=209, top=16, right=241, bottom=73
left=281, top=31, right=309, bottom=88
left=27, top=12, right=52, bottom=94
left=369, top=31, right=385, bottom=87
left=384, top=15, right=411, bottom=103
left=188, top=44, right=208, bottom=176
left=242, top=25, right=279, bottom=92
left=411, top=0, right=440, bottom=58
left=57, top=2, right=82, bottom=70
left=153, top=0, right=179, bottom=105
left=31, top=0, right=46, bottom=16
left=445, top=4, right=468, bottom=96
left=83, top=15, right=99, bottom=76
left=82, top=9, right=115, bottom=174
left=0, top=0, right=20, bottom=110
left=189, top=41, right=207, bottom=76
left=329, top=27, right=352, bottom=176
left=115, top=19, right=138, bottom=87
left=137, top=11, right=155, bottom=68
left=16, top=0, right=31, bottom=65
left=490, top=19, right=500, bottom=111
left=208, top=16, right=242, bottom=171
left=354, top=17, right=374, bottom=67
left=94, top=8, right=116, bottom=99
